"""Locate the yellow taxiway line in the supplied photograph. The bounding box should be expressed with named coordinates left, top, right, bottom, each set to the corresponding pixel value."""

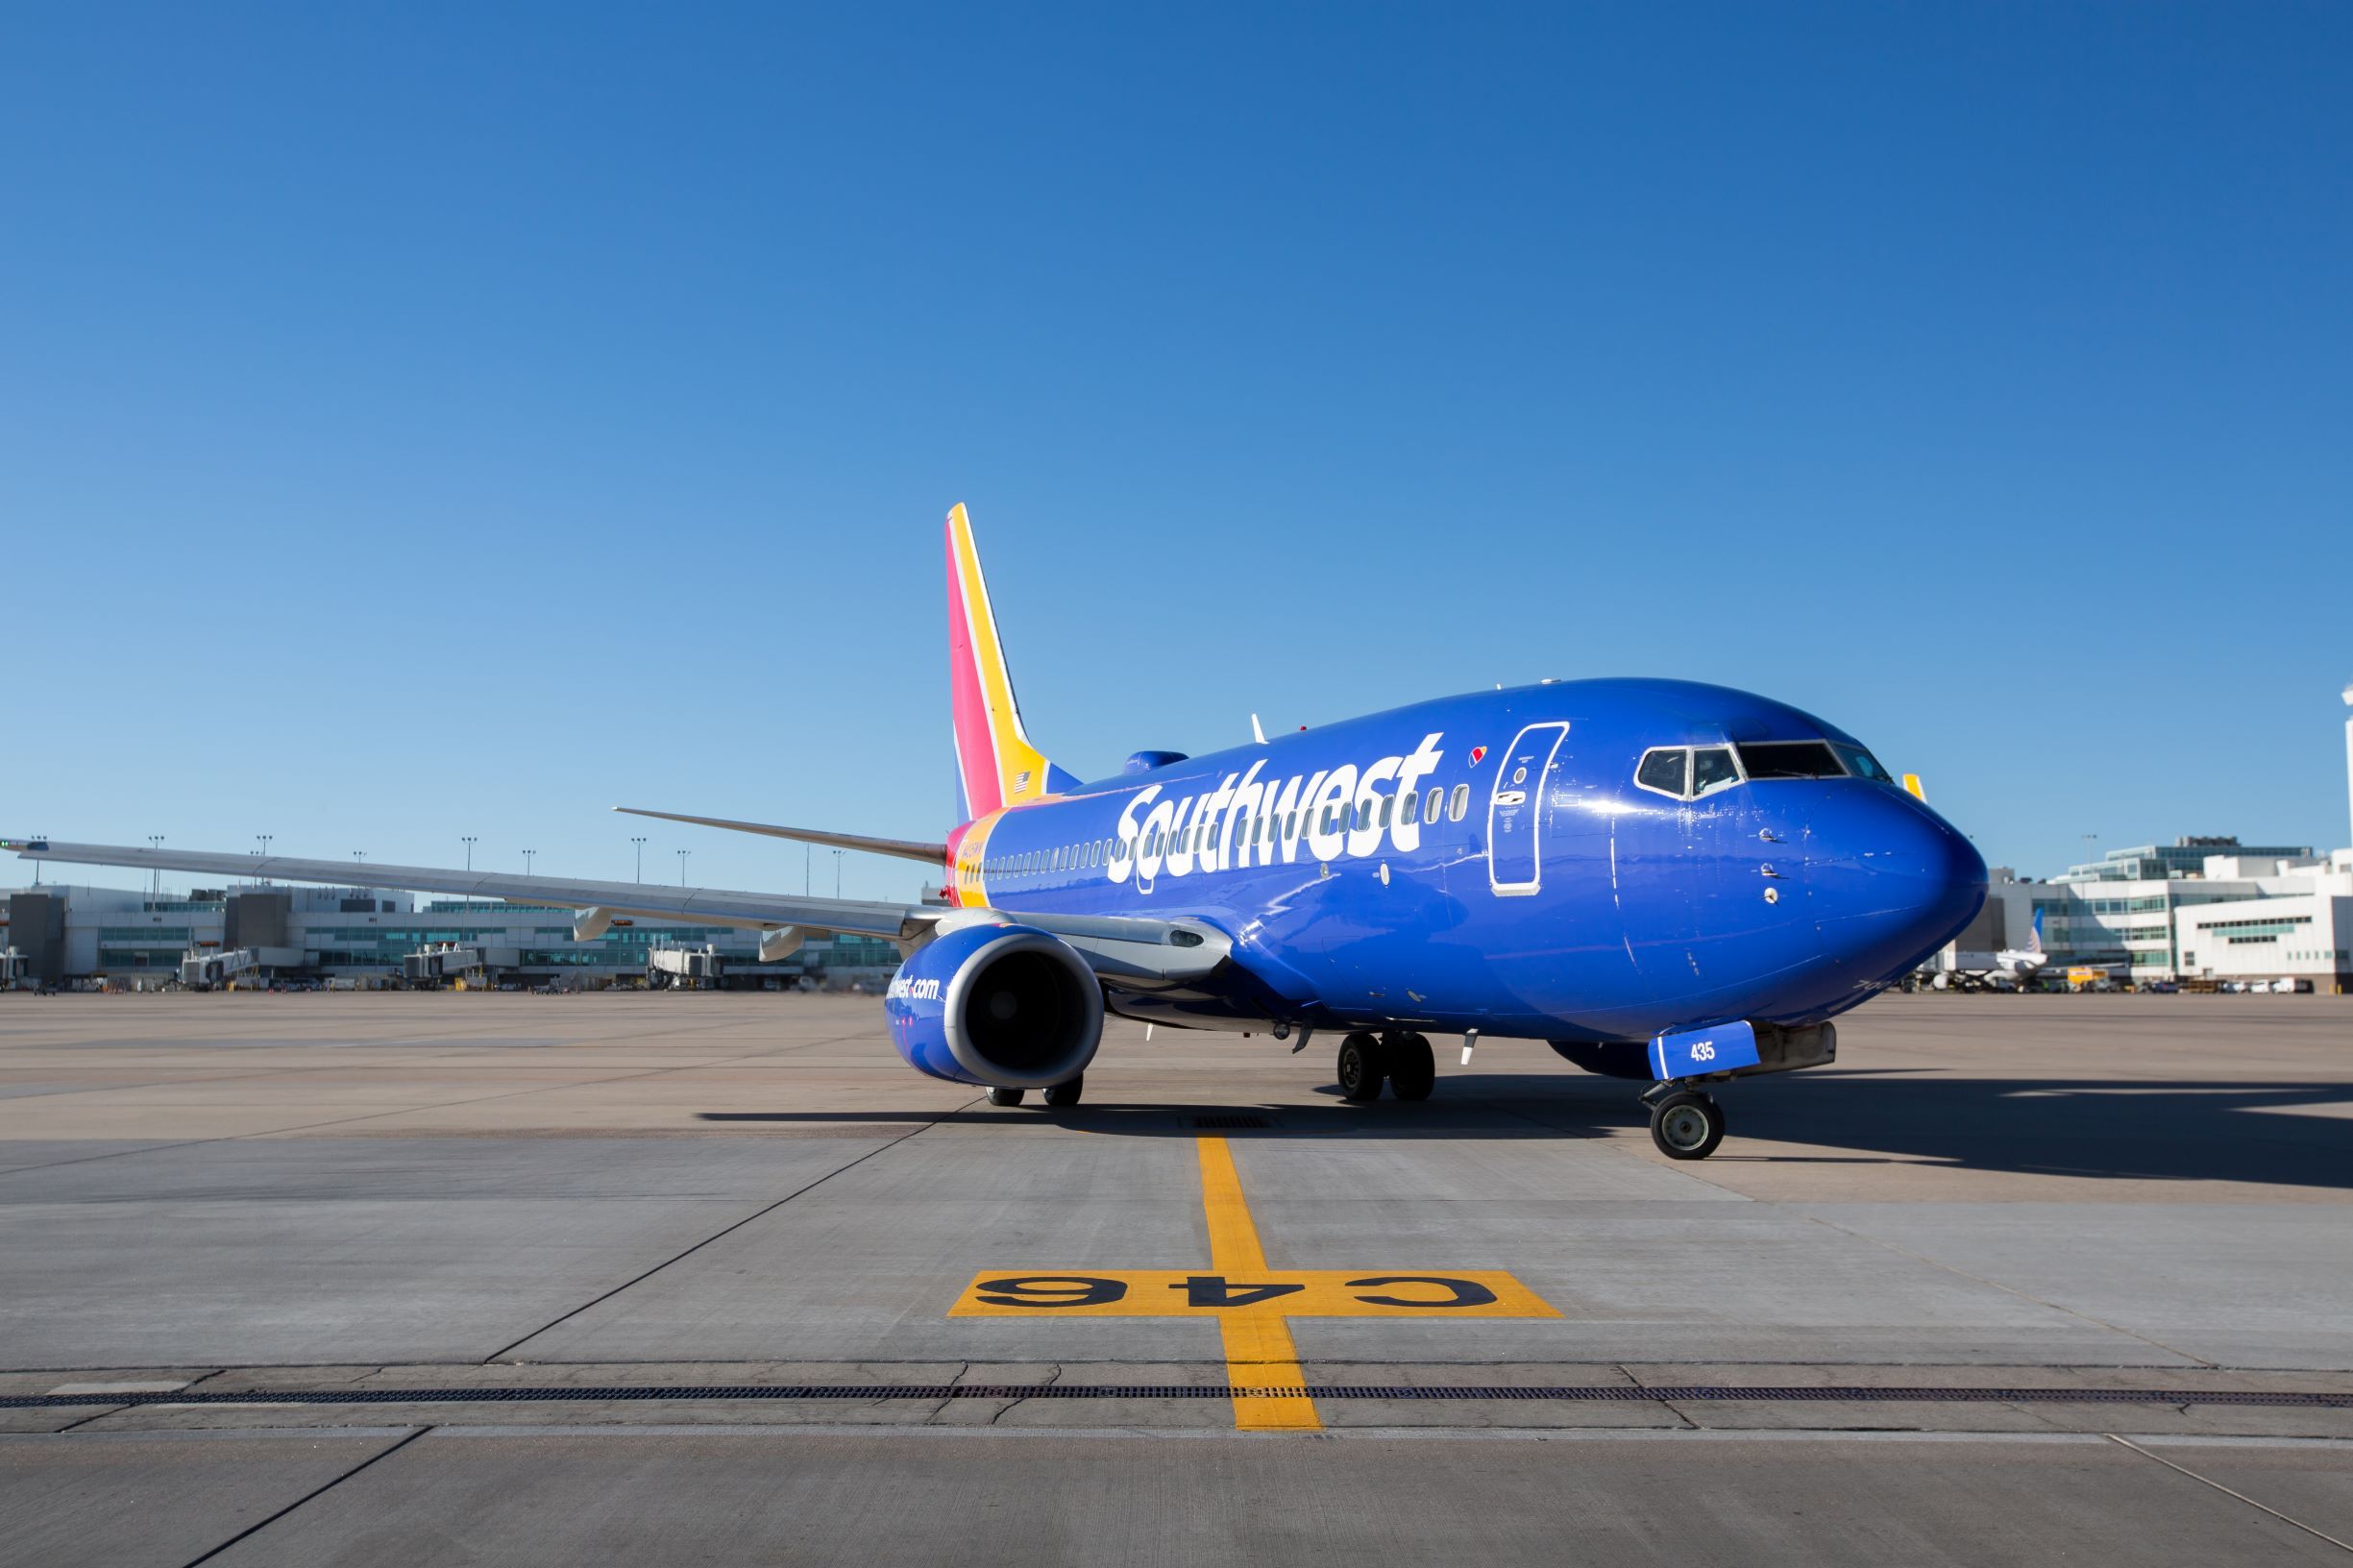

left=1194, top=1135, right=1324, bottom=1432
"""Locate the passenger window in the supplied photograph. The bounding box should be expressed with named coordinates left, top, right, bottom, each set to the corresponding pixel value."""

left=1285, top=812, right=1297, bottom=839
left=1447, top=783, right=1469, bottom=821
left=1355, top=800, right=1372, bottom=831
left=1692, top=748, right=1740, bottom=796
left=1377, top=796, right=1391, bottom=828
left=1635, top=747, right=1687, bottom=797
left=1737, top=742, right=1845, bottom=780
left=1424, top=787, right=1441, bottom=824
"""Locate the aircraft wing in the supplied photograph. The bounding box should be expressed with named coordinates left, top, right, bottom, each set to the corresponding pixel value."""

left=1, top=838, right=932, bottom=942
left=611, top=807, right=945, bottom=867
left=0, top=837, right=1232, bottom=985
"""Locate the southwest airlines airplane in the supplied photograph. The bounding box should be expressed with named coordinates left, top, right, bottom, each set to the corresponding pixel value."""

left=6, top=506, right=1984, bottom=1160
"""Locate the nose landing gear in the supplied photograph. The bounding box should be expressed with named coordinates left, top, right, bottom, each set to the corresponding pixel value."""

left=1643, top=1085, right=1726, bottom=1160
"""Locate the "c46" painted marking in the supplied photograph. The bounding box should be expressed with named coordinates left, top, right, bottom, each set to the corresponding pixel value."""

left=949, top=1137, right=1561, bottom=1433
left=950, top=1269, right=1558, bottom=1318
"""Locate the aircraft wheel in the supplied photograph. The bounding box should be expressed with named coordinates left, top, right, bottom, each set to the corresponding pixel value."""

left=1386, top=1032, right=1435, bottom=1101
left=1649, top=1090, right=1724, bottom=1160
left=1043, top=1074, right=1083, bottom=1108
left=985, top=1086, right=1027, bottom=1107
left=1336, top=1032, right=1385, bottom=1102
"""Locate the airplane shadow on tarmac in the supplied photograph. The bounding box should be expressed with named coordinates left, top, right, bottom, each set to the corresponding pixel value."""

left=699, top=1068, right=2353, bottom=1189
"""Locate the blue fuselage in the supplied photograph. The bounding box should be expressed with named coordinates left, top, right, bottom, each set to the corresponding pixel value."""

left=955, top=678, right=1986, bottom=1045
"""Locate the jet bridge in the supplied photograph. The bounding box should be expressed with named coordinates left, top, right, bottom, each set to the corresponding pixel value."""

left=649, top=943, right=722, bottom=989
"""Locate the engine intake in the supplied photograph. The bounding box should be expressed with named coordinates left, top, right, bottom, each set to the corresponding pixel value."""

left=885, top=923, right=1104, bottom=1089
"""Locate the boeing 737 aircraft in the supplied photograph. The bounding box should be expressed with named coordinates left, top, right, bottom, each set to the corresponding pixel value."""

left=6, top=505, right=1985, bottom=1159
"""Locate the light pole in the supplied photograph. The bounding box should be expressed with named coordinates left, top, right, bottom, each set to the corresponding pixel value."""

left=630, top=837, right=647, bottom=883
left=148, top=835, right=163, bottom=901
left=523, top=849, right=536, bottom=879
left=832, top=848, right=844, bottom=898
left=462, top=836, right=478, bottom=911
left=2341, top=683, right=2353, bottom=855
left=677, top=848, right=691, bottom=888
left=804, top=843, right=811, bottom=894
left=255, top=834, right=273, bottom=886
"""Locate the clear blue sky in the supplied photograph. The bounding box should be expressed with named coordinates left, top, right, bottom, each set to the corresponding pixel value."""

left=5, top=4, right=2348, bottom=902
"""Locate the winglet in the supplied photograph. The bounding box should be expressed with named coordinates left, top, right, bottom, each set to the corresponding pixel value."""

left=1901, top=773, right=1927, bottom=802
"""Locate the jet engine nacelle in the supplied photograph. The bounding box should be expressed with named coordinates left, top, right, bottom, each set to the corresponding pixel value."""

left=884, top=923, right=1104, bottom=1090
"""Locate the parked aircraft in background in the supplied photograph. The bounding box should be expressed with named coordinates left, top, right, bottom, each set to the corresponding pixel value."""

left=6, top=505, right=1986, bottom=1159
left=1931, top=908, right=2052, bottom=992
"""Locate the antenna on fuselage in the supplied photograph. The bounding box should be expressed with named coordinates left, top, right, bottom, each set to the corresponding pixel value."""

left=1250, top=713, right=1266, bottom=745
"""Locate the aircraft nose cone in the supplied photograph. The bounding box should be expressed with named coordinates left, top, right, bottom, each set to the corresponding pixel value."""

left=1809, top=790, right=1988, bottom=984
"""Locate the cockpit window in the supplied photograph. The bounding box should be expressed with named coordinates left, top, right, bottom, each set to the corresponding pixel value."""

left=1634, top=747, right=1687, bottom=798
left=1691, top=747, right=1741, bottom=796
left=1737, top=742, right=1846, bottom=780
left=1833, top=744, right=1895, bottom=785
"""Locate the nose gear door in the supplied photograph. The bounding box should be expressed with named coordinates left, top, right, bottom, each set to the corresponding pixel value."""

left=1487, top=722, right=1570, bottom=895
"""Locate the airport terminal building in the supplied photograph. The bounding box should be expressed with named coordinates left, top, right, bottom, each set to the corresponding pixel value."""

left=0, top=881, right=903, bottom=991
left=1931, top=837, right=2353, bottom=992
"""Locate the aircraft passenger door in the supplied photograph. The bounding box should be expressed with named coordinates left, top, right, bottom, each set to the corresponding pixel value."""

left=1487, top=722, right=1569, bottom=896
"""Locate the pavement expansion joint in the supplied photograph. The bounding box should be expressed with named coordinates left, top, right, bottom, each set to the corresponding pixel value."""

left=12, top=1384, right=2353, bottom=1409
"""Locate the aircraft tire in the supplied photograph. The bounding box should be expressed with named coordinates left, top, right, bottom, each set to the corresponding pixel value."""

left=1336, top=1033, right=1385, bottom=1102
left=1649, top=1090, right=1724, bottom=1160
left=985, top=1086, right=1027, bottom=1107
left=1386, top=1033, right=1435, bottom=1101
left=1043, top=1074, right=1083, bottom=1108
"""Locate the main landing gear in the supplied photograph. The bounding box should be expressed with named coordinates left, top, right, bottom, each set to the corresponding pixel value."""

left=985, top=1074, right=1085, bottom=1109
left=1643, top=1085, right=1726, bottom=1161
left=1336, top=1031, right=1436, bottom=1103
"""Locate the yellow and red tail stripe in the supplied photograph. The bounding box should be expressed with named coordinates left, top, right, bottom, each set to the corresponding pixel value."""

left=947, top=503, right=1073, bottom=822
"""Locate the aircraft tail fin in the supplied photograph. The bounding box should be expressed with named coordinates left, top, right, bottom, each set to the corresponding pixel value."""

left=2027, top=907, right=2045, bottom=956
left=946, top=503, right=1077, bottom=823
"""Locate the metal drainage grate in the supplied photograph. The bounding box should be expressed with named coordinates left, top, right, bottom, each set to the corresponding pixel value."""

left=6, top=1384, right=2350, bottom=1410
left=1189, top=1115, right=1272, bottom=1130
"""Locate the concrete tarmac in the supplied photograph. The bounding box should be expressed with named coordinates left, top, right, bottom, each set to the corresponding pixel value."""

left=0, top=991, right=2348, bottom=1564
